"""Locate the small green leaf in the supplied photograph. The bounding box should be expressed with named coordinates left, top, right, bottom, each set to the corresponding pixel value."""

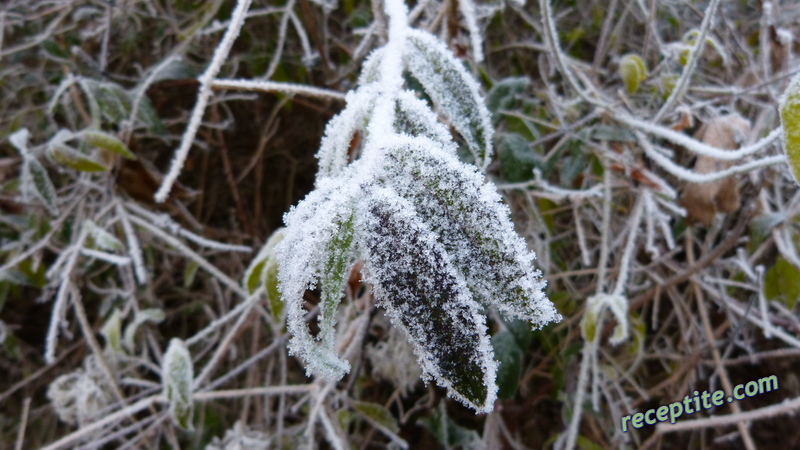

left=101, top=309, right=123, bottom=354
left=162, top=338, right=194, bottom=430
left=619, top=54, right=647, bottom=94
left=764, top=257, right=800, bottom=310
left=80, top=130, right=136, bottom=159
left=183, top=261, right=199, bottom=288
left=352, top=401, right=399, bottom=434
left=49, top=145, right=108, bottom=172
left=779, top=73, right=800, bottom=185
left=42, top=40, right=70, bottom=59
left=264, top=258, right=283, bottom=322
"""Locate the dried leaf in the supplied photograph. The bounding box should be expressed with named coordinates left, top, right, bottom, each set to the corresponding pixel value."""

left=679, top=114, right=751, bottom=225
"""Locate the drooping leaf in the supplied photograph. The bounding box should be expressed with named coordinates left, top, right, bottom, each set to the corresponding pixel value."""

left=318, top=210, right=356, bottom=352
left=79, top=130, right=136, bottom=159
left=275, top=177, right=360, bottom=380
left=315, top=85, right=378, bottom=179
left=48, top=145, right=108, bottom=172
left=162, top=338, right=194, bottom=430
left=404, top=29, right=494, bottom=171
left=779, top=72, right=800, bottom=185
left=356, top=186, right=497, bottom=412
left=383, top=136, right=558, bottom=329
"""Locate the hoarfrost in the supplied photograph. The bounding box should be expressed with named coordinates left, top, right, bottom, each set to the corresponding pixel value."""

left=266, top=0, right=561, bottom=414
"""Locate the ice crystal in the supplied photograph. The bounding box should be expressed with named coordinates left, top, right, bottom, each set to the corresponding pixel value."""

left=265, top=0, right=561, bottom=414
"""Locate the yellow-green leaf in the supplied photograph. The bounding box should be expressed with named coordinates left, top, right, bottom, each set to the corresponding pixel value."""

left=619, top=54, right=647, bottom=94
left=80, top=130, right=136, bottom=160
left=49, top=145, right=108, bottom=172
left=779, top=73, right=800, bottom=185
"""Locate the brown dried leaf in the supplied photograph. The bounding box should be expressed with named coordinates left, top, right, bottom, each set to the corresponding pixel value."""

left=679, top=114, right=750, bottom=226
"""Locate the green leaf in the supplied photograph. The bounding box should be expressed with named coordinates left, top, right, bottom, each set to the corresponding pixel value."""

left=764, top=257, right=800, bottom=310
left=318, top=210, right=356, bottom=352
left=492, top=330, right=524, bottom=399
left=80, top=130, right=136, bottom=159
left=359, top=188, right=496, bottom=412
left=243, top=229, right=285, bottom=321
left=42, top=40, right=70, bottom=59
left=498, top=133, right=541, bottom=182
left=162, top=338, right=194, bottom=430
left=779, top=73, right=800, bottom=185
left=49, top=145, right=108, bottom=172
left=405, top=29, right=494, bottom=171
left=619, top=54, right=647, bottom=94
left=183, top=261, right=200, bottom=288
left=101, top=309, right=123, bottom=354
left=352, top=401, right=399, bottom=434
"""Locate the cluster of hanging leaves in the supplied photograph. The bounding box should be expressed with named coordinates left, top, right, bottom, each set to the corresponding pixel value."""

left=249, top=22, right=561, bottom=413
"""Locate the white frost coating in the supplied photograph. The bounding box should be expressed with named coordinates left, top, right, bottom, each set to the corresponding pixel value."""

left=274, top=170, right=364, bottom=381
left=162, top=338, right=194, bottom=429
left=404, top=29, right=494, bottom=171
left=381, top=134, right=559, bottom=328
left=618, top=114, right=781, bottom=161
left=355, top=186, right=498, bottom=412
left=316, top=84, right=379, bottom=179
left=267, top=0, right=560, bottom=413
left=154, top=0, right=253, bottom=203
left=582, top=294, right=629, bottom=345
left=394, top=90, right=458, bottom=149
left=457, top=0, right=484, bottom=63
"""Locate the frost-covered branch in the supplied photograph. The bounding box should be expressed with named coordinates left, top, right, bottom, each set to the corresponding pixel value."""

left=154, top=0, right=253, bottom=203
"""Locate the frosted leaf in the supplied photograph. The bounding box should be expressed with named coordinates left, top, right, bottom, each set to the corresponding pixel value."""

left=79, top=129, right=136, bottom=160
left=581, top=294, right=629, bottom=345
left=394, top=90, right=457, bottom=150
left=162, top=338, right=194, bottom=430
left=275, top=175, right=361, bottom=380
left=316, top=84, right=379, bottom=179
left=10, top=129, right=59, bottom=215
left=47, top=356, right=113, bottom=426
left=358, top=47, right=386, bottom=86
left=84, top=220, right=124, bottom=251
left=382, top=135, right=559, bottom=328
left=355, top=187, right=497, bottom=412
left=404, top=29, right=494, bottom=171
left=122, top=308, right=166, bottom=352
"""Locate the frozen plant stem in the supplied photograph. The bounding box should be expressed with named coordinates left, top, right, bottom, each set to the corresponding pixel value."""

left=154, top=0, right=253, bottom=203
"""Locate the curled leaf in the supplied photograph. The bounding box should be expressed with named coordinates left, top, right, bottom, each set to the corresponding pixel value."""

left=619, top=54, right=647, bottom=94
